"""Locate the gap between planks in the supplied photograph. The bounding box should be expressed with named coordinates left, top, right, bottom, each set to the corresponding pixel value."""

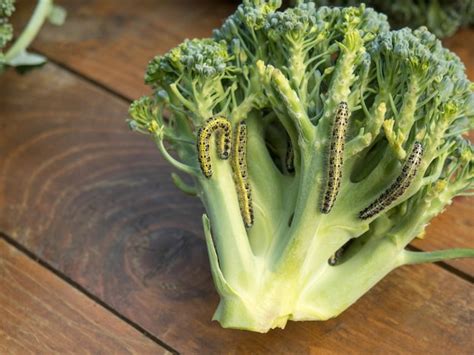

left=33, top=48, right=132, bottom=104
left=0, top=231, right=179, bottom=355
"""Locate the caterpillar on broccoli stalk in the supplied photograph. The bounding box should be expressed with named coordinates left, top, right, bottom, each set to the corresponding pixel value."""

left=359, top=141, right=424, bottom=219
left=328, top=239, right=355, bottom=266
left=197, top=118, right=253, bottom=228
left=231, top=121, right=254, bottom=229
left=197, top=117, right=232, bottom=178
left=321, top=101, right=350, bottom=214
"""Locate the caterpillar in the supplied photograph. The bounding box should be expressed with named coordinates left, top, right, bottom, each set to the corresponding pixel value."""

left=328, top=239, right=354, bottom=266
left=231, top=122, right=254, bottom=228
left=197, top=117, right=232, bottom=178
left=321, top=101, right=350, bottom=214
left=328, top=248, right=344, bottom=266
left=359, top=141, right=424, bottom=220
left=286, top=139, right=295, bottom=173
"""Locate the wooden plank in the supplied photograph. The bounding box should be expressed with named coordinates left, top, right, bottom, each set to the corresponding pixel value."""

left=1, top=62, right=473, bottom=353
left=0, top=239, right=170, bottom=354
left=11, top=0, right=474, bottom=275
left=11, top=0, right=237, bottom=100
left=443, top=28, right=474, bottom=78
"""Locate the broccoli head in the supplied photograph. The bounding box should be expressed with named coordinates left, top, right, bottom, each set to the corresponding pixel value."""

left=129, top=0, right=473, bottom=332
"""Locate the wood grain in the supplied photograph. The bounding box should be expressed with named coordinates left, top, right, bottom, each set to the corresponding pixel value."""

left=1, top=61, right=473, bottom=353
left=0, top=239, right=169, bottom=354
left=10, top=0, right=474, bottom=276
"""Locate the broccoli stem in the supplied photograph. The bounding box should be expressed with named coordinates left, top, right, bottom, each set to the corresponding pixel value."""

left=246, top=112, right=295, bottom=256
left=155, top=138, right=197, bottom=176
left=171, top=173, right=197, bottom=196
left=402, top=249, right=474, bottom=265
left=5, top=0, right=53, bottom=62
left=276, top=31, right=365, bottom=268
left=289, top=42, right=305, bottom=91
left=271, top=68, right=315, bottom=141
left=198, top=159, right=255, bottom=286
left=276, top=146, right=322, bottom=263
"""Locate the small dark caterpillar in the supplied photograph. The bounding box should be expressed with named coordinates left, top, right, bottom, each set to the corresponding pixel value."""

left=328, top=239, right=354, bottom=266
left=231, top=122, right=254, bottom=228
left=328, top=249, right=344, bottom=266
left=359, top=141, right=424, bottom=220
left=197, top=117, right=232, bottom=178
left=321, top=101, right=350, bottom=214
left=286, top=139, right=295, bottom=173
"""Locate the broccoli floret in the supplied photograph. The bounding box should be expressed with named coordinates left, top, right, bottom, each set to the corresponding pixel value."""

left=0, top=20, right=12, bottom=49
left=129, top=1, right=474, bottom=332
left=297, top=0, right=474, bottom=38
left=0, top=0, right=14, bottom=17
left=0, top=0, right=14, bottom=66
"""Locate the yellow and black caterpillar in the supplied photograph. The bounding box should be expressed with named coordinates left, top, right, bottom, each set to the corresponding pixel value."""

left=359, top=141, right=424, bottom=220
left=321, top=101, right=350, bottom=214
left=197, top=117, right=232, bottom=178
left=231, top=122, right=254, bottom=228
left=197, top=118, right=253, bottom=228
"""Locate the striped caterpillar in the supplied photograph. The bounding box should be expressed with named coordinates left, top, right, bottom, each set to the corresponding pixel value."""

left=197, top=117, right=232, bottom=178
left=359, top=141, right=424, bottom=220
left=321, top=101, right=350, bottom=214
left=231, top=122, right=254, bottom=228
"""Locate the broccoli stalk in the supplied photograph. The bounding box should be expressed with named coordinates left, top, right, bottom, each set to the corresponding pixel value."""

left=0, top=0, right=66, bottom=73
left=129, top=1, right=474, bottom=332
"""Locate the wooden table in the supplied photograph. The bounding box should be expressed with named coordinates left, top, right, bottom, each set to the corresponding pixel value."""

left=1, top=1, right=473, bottom=353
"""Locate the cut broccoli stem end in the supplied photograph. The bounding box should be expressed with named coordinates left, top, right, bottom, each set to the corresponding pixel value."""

left=211, top=277, right=299, bottom=332
left=209, top=227, right=409, bottom=331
